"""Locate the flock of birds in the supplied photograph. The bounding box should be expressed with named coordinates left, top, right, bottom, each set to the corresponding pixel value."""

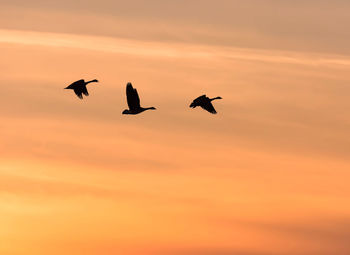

left=65, top=79, right=223, bottom=114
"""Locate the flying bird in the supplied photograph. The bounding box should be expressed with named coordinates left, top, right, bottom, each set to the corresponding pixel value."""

left=122, top=82, right=156, bottom=115
left=64, top=79, right=98, bottom=99
left=190, top=95, right=222, bottom=114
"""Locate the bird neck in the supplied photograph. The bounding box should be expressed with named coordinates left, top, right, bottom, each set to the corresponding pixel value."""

left=143, top=107, right=156, bottom=111
left=210, top=97, right=222, bottom=101
left=86, top=80, right=97, bottom=84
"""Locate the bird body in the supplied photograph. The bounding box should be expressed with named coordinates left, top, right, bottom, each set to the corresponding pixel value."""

left=122, top=83, right=156, bottom=115
left=190, top=94, right=222, bottom=114
left=65, top=79, right=98, bottom=99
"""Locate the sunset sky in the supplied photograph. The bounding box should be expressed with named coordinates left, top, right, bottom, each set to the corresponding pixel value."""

left=1, top=1, right=350, bottom=254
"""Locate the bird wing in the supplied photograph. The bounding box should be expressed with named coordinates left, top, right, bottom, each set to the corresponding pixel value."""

left=200, top=101, right=217, bottom=114
left=66, top=79, right=84, bottom=89
left=82, top=85, right=89, bottom=96
left=190, top=95, right=207, bottom=107
left=126, top=83, right=140, bottom=110
left=71, top=79, right=84, bottom=87
left=75, top=79, right=85, bottom=84
left=74, top=88, right=83, bottom=99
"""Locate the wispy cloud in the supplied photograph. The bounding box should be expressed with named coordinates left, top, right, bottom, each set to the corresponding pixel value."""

left=1, top=2, right=350, bottom=253
left=1, top=29, right=350, bottom=67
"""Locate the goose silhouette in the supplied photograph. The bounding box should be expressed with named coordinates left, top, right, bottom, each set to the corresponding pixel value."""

left=122, top=82, right=156, bottom=115
left=190, top=95, right=222, bottom=114
left=64, top=79, right=98, bottom=99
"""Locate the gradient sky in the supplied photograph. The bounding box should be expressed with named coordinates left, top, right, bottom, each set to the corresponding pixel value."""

left=1, top=1, right=350, bottom=255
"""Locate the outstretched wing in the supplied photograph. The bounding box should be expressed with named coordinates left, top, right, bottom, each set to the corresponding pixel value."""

left=126, top=83, right=140, bottom=110
left=66, top=79, right=84, bottom=89
left=71, top=79, right=84, bottom=87
left=190, top=95, right=207, bottom=108
left=82, top=85, right=89, bottom=96
left=200, top=101, right=217, bottom=114
left=73, top=88, right=83, bottom=99
left=74, top=79, right=85, bottom=85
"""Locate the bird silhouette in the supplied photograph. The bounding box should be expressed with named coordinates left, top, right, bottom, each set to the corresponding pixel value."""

left=122, top=82, right=156, bottom=115
left=190, top=95, right=222, bottom=114
left=64, top=79, right=98, bottom=99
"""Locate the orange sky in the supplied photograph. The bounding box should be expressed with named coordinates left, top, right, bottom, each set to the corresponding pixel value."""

left=1, top=1, right=350, bottom=255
